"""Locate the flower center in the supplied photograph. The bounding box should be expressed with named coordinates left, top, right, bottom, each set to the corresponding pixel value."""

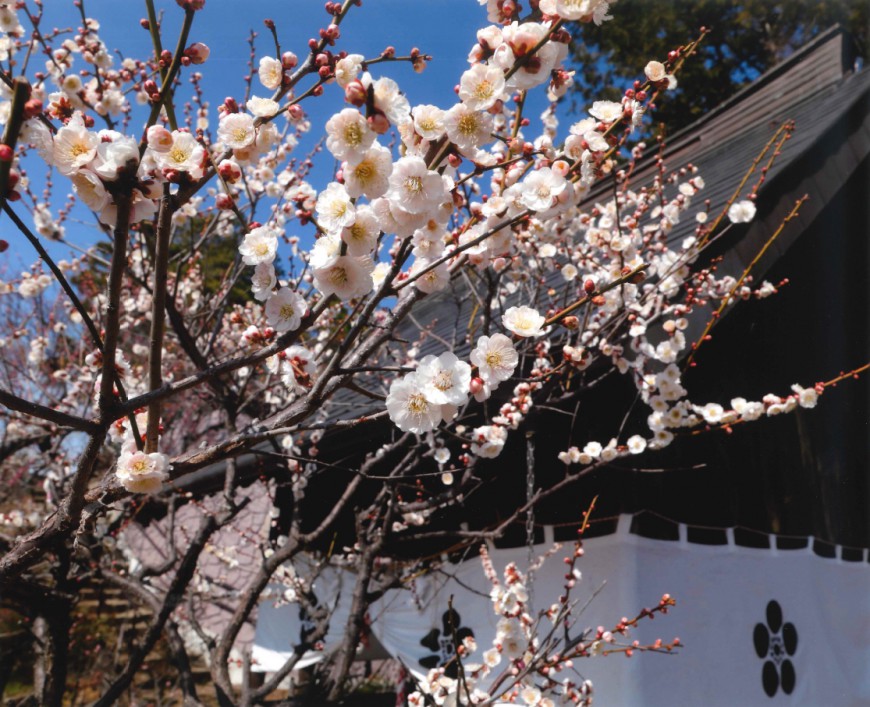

left=485, top=351, right=502, bottom=367
left=328, top=266, right=349, bottom=286
left=279, top=304, right=296, bottom=320
left=458, top=113, right=479, bottom=136
left=404, top=176, right=423, bottom=194
left=353, top=161, right=374, bottom=184
left=169, top=147, right=188, bottom=164
left=434, top=370, right=453, bottom=391
left=407, top=393, right=429, bottom=414
left=70, top=143, right=90, bottom=157
left=344, top=122, right=363, bottom=147
left=473, top=80, right=494, bottom=100
left=233, top=127, right=250, bottom=142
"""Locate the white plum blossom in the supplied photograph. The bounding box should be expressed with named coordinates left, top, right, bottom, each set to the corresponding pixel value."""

left=458, top=63, right=506, bottom=111
left=470, top=424, right=508, bottom=458
left=116, top=451, right=169, bottom=494
left=93, top=134, right=139, bottom=181
left=313, top=255, right=373, bottom=300
left=387, top=156, right=446, bottom=215
left=521, top=167, right=568, bottom=212
left=386, top=372, right=442, bottom=433
left=793, top=384, right=819, bottom=409
left=627, top=435, right=647, bottom=454
left=343, top=142, right=392, bottom=199
left=410, top=258, right=450, bottom=293
left=251, top=263, right=277, bottom=302
left=589, top=99, right=623, bottom=123
left=340, top=206, right=380, bottom=255
left=644, top=60, right=667, bottom=82
left=146, top=125, right=173, bottom=152
left=470, top=333, right=519, bottom=384
left=281, top=345, right=316, bottom=393
left=369, top=75, right=411, bottom=125
left=412, top=104, right=446, bottom=141
left=309, top=232, right=343, bottom=270
left=539, top=0, right=614, bottom=22
left=325, top=108, right=376, bottom=162
left=417, top=352, right=472, bottom=406
left=258, top=55, right=283, bottom=89
left=444, top=103, right=493, bottom=150
left=265, top=288, right=306, bottom=332
left=70, top=170, right=109, bottom=211
left=246, top=95, right=279, bottom=118
left=728, top=199, right=757, bottom=223
left=315, top=182, right=356, bottom=233
left=218, top=112, right=256, bottom=149
left=503, top=306, right=546, bottom=337
left=239, top=226, right=279, bottom=265
left=51, top=113, right=98, bottom=175
left=154, top=131, right=205, bottom=178
left=334, top=53, right=364, bottom=87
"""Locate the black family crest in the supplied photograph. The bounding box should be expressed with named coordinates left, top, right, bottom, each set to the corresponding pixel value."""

left=418, top=608, right=474, bottom=677
left=753, top=600, right=798, bottom=697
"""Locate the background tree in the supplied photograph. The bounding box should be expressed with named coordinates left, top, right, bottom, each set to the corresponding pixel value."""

left=568, top=0, right=869, bottom=134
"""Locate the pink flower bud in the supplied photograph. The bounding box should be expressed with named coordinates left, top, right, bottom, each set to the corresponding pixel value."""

left=0, top=144, right=12, bottom=162
left=146, top=125, right=173, bottom=153
left=216, top=193, right=234, bottom=210
left=367, top=112, right=390, bottom=134
left=469, top=377, right=484, bottom=395
left=185, top=42, right=209, bottom=65
left=23, top=98, right=43, bottom=119
left=282, top=51, right=298, bottom=70
left=344, top=80, right=366, bottom=106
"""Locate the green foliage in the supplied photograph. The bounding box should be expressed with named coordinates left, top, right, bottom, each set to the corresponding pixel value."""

left=568, top=0, right=868, bottom=134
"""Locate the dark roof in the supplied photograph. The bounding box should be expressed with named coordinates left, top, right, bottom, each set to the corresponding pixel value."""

left=232, top=28, right=870, bottom=550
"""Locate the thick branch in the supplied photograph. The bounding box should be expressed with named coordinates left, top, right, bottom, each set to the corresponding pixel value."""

left=0, top=388, right=96, bottom=432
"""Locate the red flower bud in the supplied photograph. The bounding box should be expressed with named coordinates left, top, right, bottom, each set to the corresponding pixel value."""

left=0, top=144, right=13, bottom=162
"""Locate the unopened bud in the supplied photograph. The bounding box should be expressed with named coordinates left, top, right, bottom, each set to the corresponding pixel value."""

left=282, top=51, right=298, bottom=70
left=367, top=112, right=390, bottom=134
left=24, top=98, right=43, bottom=118
left=218, top=159, right=241, bottom=183
left=344, top=80, right=366, bottom=106
left=185, top=42, right=209, bottom=65
left=561, top=315, right=579, bottom=330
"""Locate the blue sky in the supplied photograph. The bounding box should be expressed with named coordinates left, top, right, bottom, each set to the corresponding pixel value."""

left=4, top=1, right=578, bottom=267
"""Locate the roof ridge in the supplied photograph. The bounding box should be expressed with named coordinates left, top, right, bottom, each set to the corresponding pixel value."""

left=663, top=24, right=848, bottom=147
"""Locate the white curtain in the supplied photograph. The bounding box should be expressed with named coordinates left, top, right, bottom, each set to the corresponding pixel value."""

left=253, top=516, right=870, bottom=705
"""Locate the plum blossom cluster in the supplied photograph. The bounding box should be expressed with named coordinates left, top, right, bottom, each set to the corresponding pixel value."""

left=409, top=540, right=677, bottom=706
left=386, top=334, right=522, bottom=447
